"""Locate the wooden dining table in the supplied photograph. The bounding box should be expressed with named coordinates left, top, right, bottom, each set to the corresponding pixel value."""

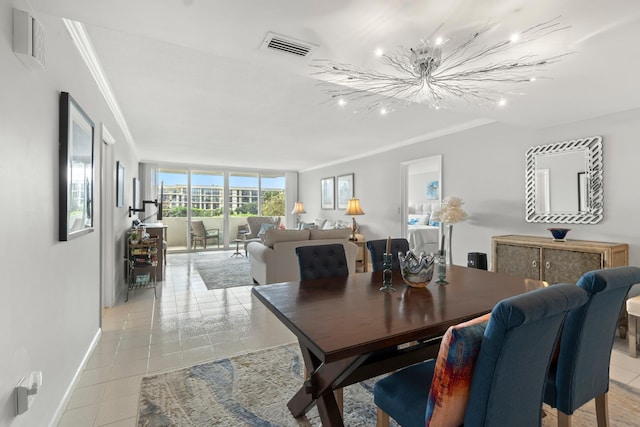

left=251, top=265, right=545, bottom=427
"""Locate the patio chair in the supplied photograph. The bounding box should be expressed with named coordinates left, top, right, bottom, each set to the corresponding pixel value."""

left=190, top=220, right=219, bottom=249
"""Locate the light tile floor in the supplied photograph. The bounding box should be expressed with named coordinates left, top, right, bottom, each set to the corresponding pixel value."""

left=57, top=253, right=640, bottom=426
left=57, top=252, right=296, bottom=427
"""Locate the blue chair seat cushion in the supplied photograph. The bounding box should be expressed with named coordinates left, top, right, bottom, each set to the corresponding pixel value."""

left=374, top=361, right=436, bottom=427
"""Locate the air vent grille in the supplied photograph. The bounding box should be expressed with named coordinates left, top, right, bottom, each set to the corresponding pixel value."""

left=261, top=32, right=317, bottom=58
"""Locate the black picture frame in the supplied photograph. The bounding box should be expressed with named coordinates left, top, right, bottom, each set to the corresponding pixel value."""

left=321, top=177, right=335, bottom=210
left=59, top=92, right=95, bottom=241
left=116, top=161, right=125, bottom=207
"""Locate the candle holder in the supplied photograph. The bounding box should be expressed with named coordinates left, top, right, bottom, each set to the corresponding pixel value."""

left=380, top=253, right=395, bottom=293
left=435, top=250, right=448, bottom=285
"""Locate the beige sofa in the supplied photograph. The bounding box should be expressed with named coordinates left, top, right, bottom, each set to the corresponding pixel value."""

left=247, top=228, right=358, bottom=284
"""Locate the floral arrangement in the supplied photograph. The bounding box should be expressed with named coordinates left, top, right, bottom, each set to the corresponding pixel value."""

left=433, top=196, right=469, bottom=224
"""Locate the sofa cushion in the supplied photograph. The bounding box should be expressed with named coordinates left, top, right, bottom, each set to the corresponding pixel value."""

left=310, top=229, right=351, bottom=240
left=263, top=229, right=310, bottom=248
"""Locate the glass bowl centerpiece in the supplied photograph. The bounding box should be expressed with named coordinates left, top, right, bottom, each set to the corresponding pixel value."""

left=398, top=251, right=435, bottom=288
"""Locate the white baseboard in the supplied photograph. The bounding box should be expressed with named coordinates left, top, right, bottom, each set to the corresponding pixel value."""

left=48, top=328, right=102, bottom=427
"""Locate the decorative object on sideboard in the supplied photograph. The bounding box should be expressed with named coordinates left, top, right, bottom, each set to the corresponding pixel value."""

left=548, top=228, right=571, bottom=242
left=344, top=198, right=365, bottom=240
left=311, top=17, right=569, bottom=113
left=433, top=196, right=469, bottom=264
left=291, top=201, right=306, bottom=228
left=399, top=251, right=435, bottom=288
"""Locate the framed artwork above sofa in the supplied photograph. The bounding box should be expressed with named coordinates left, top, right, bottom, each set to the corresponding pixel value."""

left=321, top=177, right=335, bottom=210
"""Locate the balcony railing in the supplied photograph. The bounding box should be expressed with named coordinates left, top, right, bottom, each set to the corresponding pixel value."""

left=161, top=216, right=283, bottom=251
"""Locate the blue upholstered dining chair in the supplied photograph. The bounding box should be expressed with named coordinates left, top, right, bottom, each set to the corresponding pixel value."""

left=367, top=238, right=410, bottom=272
left=543, top=266, right=640, bottom=427
left=295, top=243, right=349, bottom=281
left=374, top=283, right=588, bottom=427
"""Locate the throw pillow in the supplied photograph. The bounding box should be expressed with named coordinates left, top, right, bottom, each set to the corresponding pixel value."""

left=425, top=313, right=491, bottom=427
left=314, top=218, right=327, bottom=229
left=257, top=223, right=276, bottom=240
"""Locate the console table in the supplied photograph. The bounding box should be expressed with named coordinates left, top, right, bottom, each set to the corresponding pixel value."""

left=491, top=235, right=628, bottom=284
left=492, top=234, right=629, bottom=336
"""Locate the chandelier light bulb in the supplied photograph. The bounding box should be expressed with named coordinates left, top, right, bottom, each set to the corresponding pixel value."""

left=338, top=98, right=347, bottom=107
left=510, top=33, right=521, bottom=43
left=529, top=76, right=537, bottom=82
left=380, top=107, right=388, bottom=115
left=374, top=47, right=384, bottom=57
left=435, top=36, right=444, bottom=45
left=498, top=98, right=507, bottom=107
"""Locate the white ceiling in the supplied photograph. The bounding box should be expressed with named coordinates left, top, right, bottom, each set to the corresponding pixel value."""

left=31, top=0, right=640, bottom=171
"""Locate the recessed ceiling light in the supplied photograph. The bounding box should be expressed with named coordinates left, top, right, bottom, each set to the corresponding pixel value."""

left=510, top=33, right=520, bottom=43
left=379, top=107, right=388, bottom=115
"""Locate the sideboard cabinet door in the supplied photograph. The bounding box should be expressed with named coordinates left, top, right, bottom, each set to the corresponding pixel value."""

left=495, top=243, right=541, bottom=280
left=542, top=249, right=603, bottom=284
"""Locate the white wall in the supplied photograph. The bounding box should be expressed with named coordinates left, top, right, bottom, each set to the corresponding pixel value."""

left=299, top=109, right=640, bottom=269
left=0, top=3, right=138, bottom=425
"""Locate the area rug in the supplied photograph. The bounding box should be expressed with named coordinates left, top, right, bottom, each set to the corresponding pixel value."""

left=137, top=344, right=640, bottom=426
left=192, top=250, right=253, bottom=290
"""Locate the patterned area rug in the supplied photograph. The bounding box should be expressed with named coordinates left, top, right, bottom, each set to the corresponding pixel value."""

left=137, top=344, right=640, bottom=426
left=175, top=250, right=253, bottom=290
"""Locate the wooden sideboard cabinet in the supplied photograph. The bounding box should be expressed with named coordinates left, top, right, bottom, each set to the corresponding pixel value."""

left=492, top=235, right=628, bottom=285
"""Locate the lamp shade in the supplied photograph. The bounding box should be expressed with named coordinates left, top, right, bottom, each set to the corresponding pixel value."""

left=344, top=198, right=364, bottom=216
left=291, top=201, right=306, bottom=215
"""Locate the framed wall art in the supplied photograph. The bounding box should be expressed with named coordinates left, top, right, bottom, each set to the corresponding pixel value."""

left=337, top=173, right=354, bottom=210
left=321, top=177, right=335, bottom=210
left=59, top=92, right=95, bottom=241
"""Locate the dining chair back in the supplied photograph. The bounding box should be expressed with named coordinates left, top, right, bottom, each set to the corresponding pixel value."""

left=374, top=283, right=588, bottom=427
left=366, top=238, right=410, bottom=272
left=295, top=244, right=349, bottom=281
left=543, top=266, right=640, bottom=426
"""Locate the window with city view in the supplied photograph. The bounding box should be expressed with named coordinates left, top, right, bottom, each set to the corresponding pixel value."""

left=156, top=167, right=286, bottom=251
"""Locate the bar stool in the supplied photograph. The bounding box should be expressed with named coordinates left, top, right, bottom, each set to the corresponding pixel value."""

left=628, top=295, right=640, bottom=357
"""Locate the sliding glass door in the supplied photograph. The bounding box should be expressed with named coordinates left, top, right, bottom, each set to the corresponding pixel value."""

left=156, top=168, right=288, bottom=252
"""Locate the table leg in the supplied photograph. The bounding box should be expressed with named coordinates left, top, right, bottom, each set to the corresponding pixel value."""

left=288, top=341, right=365, bottom=427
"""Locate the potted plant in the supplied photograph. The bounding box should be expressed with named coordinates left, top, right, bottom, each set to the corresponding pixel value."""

left=130, top=231, right=139, bottom=244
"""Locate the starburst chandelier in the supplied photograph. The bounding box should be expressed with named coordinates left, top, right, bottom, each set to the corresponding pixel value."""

left=311, top=17, right=570, bottom=113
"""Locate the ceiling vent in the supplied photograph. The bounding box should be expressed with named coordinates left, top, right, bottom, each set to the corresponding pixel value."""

left=261, top=32, right=317, bottom=58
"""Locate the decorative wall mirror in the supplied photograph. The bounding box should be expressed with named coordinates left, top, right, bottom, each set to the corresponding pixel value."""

left=59, top=92, right=95, bottom=240
left=525, top=136, right=603, bottom=224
